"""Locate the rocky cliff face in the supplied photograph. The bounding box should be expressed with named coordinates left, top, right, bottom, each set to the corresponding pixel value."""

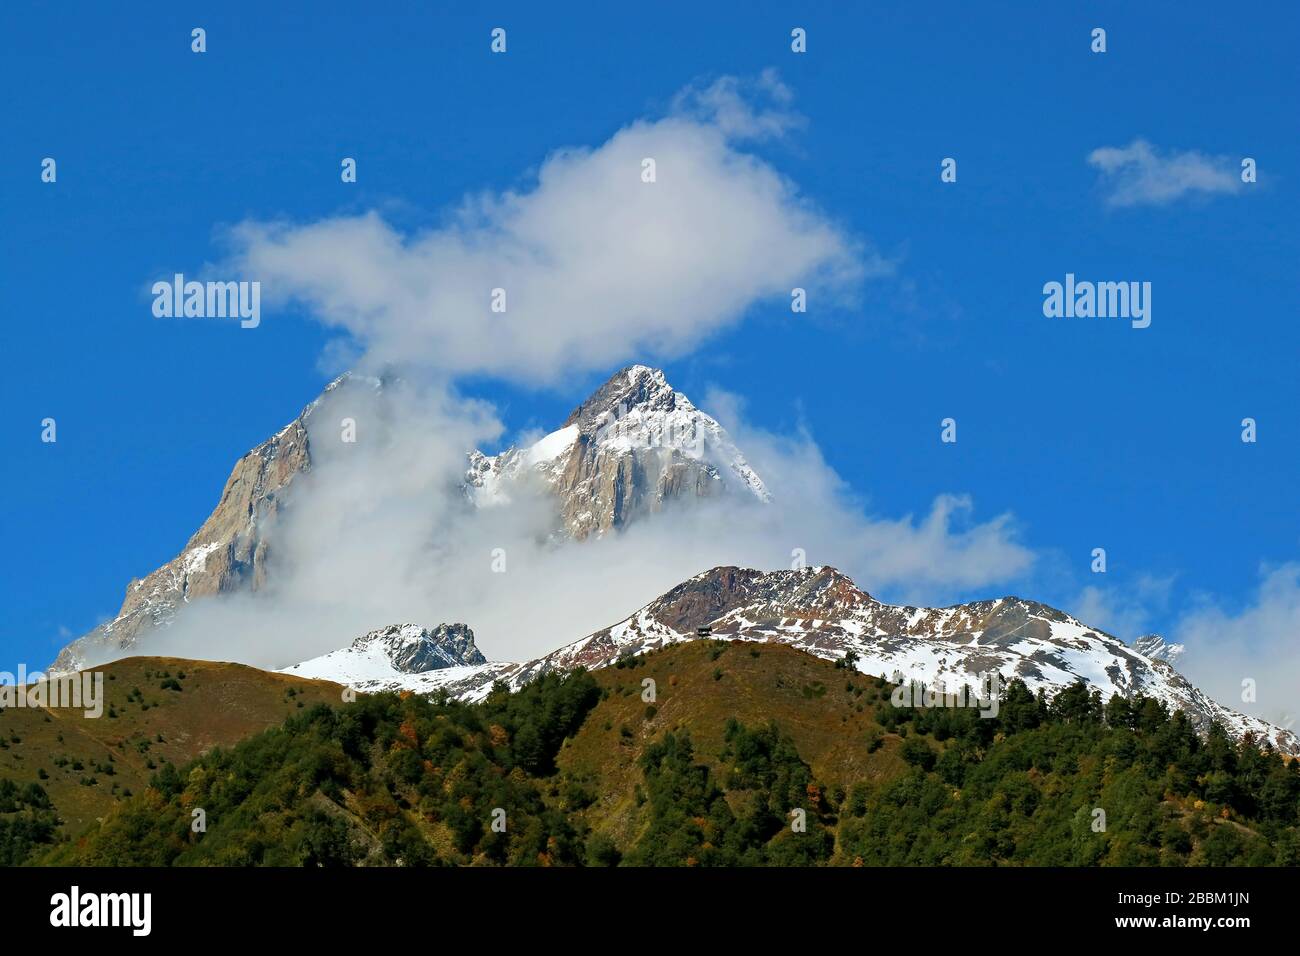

left=465, top=365, right=768, bottom=539
left=51, top=366, right=762, bottom=671
left=47, top=381, right=337, bottom=674
left=280, top=623, right=487, bottom=688
left=1131, top=634, right=1186, bottom=664
left=377, top=623, right=485, bottom=672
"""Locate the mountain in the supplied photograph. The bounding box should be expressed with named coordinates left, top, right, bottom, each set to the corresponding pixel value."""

left=1131, top=634, right=1186, bottom=664
left=50, top=365, right=762, bottom=672
left=280, top=623, right=489, bottom=688
left=465, top=364, right=768, bottom=538
left=293, top=565, right=1300, bottom=755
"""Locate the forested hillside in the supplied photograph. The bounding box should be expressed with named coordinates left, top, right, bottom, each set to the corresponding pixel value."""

left=15, top=642, right=1299, bottom=866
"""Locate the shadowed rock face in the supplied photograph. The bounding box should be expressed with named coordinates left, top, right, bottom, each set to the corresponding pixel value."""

left=277, top=623, right=489, bottom=689
left=354, top=623, right=486, bottom=673
left=1132, top=634, right=1185, bottom=664
left=562, top=363, right=693, bottom=434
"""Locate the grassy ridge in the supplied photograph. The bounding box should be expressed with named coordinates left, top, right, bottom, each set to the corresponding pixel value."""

left=0, top=657, right=342, bottom=836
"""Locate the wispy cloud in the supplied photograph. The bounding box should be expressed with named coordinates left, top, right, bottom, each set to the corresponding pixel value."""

left=670, top=68, right=803, bottom=141
left=1055, top=562, right=1300, bottom=723
left=1173, top=563, right=1300, bottom=729
left=1087, top=138, right=1243, bottom=207
left=1069, top=572, right=1176, bottom=640
left=703, top=386, right=1035, bottom=602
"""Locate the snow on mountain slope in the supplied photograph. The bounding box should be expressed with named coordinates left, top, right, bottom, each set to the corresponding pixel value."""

left=1131, top=634, right=1186, bottom=665
left=53, top=365, right=765, bottom=672
left=280, top=623, right=494, bottom=690
left=294, top=566, right=1299, bottom=754
left=465, top=365, right=769, bottom=538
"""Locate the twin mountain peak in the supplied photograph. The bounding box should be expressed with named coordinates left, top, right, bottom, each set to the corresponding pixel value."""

left=49, top=366, right=1296, bottom=755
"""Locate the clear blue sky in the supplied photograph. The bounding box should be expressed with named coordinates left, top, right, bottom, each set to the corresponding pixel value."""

left=2, top=1, right=1297, bottom=670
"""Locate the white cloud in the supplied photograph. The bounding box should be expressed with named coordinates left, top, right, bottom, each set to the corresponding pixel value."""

left=699, top=387, right=1035, bottom=601
left=226, top=73, right=881, bottom=385
left=1087, top=138, right=1243, bottom=207
left=670, top=69, right=803, bottom=141
left=1173, top=564, right=1300, bottom=728
left=1068, top=573, right=1176, bottom=641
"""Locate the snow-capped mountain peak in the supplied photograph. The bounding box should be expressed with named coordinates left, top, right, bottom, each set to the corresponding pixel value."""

left=1131, top=634, right=1186, bottom=664
left=280, top=623, right=488, bottom=687
left=51, top=365, right=768, bottom=671
left=464, top=365, right=769, bottom=537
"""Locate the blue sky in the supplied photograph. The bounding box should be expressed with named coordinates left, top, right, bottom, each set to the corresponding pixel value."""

left=2, top=1, right=1298, bottom=705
